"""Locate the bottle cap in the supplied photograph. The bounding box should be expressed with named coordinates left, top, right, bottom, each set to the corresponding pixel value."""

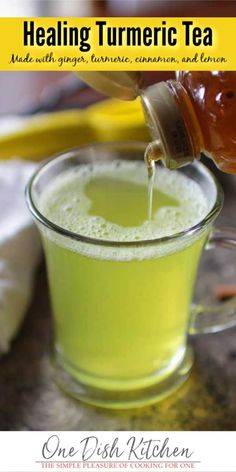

left=141, top=82, right=196, bottom=169
left=77, top=71, right=144, bottom=100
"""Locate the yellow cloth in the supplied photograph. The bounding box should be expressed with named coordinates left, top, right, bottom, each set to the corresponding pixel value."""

left=0, top=98, right=149, bottom=161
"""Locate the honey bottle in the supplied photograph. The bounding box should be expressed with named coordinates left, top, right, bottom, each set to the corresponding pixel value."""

left=142, top=71, right=236, bottom=174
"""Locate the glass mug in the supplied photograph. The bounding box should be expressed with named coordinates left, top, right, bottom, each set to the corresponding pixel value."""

left=26, top=142, right=236, bottom=409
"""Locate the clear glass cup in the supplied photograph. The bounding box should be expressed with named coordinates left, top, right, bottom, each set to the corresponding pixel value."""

left=26, top=142, right=236, bottom=409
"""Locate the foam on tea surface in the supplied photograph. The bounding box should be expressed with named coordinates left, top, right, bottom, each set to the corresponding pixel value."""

left=39, top=160, right=208, bottom=244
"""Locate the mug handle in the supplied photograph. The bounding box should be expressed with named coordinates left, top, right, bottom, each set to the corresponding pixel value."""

left=189, top=226, right=236, bottom=335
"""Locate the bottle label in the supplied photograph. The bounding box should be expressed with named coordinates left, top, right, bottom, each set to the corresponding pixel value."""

left=141, top=82, right=194, bottom=169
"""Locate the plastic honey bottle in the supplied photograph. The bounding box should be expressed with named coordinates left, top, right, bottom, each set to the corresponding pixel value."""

left=77, top=71, right=236, bottom=174
left=142, top=71, right=236, bottom=174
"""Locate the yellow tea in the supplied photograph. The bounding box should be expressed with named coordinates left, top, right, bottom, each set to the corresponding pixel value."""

left=39, top=161, right=208, bottom=391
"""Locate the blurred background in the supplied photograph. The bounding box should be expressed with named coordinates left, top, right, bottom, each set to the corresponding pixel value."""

left=0, top=0, right=235, bottom=16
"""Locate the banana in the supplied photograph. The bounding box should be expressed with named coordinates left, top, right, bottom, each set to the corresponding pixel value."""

left=0, top=98, right=149, bottom=160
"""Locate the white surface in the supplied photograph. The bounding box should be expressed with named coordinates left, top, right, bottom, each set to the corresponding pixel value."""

left=0, top=160, right=41, bottom=353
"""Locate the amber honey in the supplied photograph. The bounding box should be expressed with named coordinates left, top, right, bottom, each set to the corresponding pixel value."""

left=177, top=71, right=236, bottom=173
left=143, top=72, right=236, bottom=174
